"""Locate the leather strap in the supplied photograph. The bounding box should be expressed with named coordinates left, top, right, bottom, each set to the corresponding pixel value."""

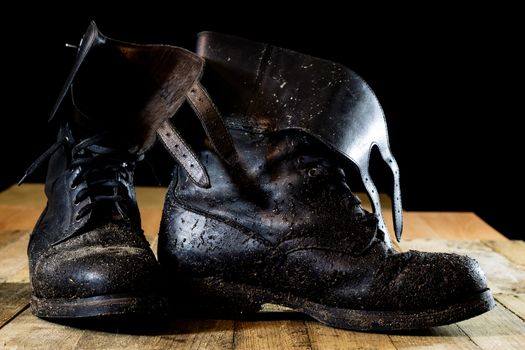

left=46, top=21, right=232, bottom=190
left=186, top=82, right=239, bottom=166
left=157, top=121, right=210, bottom=188
left=156, top=82, right=239, bottom=189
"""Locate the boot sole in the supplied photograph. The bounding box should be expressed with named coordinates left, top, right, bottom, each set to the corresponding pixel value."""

left=178, top=277, right=495, bottom=331
left=31, top=294, right=167, bottom=320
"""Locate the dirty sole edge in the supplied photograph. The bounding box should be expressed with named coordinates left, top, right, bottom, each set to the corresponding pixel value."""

left=31, top=293, right=167, bottom=320
left=180, top=277, right=496, bottom=331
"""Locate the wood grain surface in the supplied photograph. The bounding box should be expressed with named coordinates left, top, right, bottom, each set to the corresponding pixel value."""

left=0, top=184, right=521, bottom=349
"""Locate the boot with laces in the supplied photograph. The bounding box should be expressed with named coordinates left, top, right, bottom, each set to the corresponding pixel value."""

left=23, top=22, right=210, bottom=320
left=158, top=32, right=495, bottom=331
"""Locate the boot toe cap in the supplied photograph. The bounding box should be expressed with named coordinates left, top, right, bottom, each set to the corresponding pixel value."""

left=383, top=251, right=489, bottom=310
left=32, top=245, right=160, bottom=299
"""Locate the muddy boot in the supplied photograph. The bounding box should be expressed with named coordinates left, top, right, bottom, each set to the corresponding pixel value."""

left=158, top=32, right=495, bottom=331
left=22, top=22, right=208, bottom=320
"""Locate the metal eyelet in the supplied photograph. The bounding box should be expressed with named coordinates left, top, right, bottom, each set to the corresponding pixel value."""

left=308, top=167, right=320, bottom=177
left=69, top=168, right=80, bottom=189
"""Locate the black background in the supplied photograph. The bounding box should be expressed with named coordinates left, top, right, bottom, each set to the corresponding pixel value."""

left=1, top=5, right=522, bottom=238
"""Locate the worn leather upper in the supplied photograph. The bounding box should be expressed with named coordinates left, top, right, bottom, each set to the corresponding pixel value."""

left=160, top=128, right=488, bottom=311
left=52, top=22, right=204, bottom=154
left=28, top=22, right=201, bottom=300
left=28, top=123, right=160, bottom=299
left=197, top=31, right=402, bottom=243
left=159, top=32, right=489, bottom=312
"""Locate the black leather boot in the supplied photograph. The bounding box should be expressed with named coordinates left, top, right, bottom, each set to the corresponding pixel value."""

left=158, top=32, right=495, bottom=331
left=22, top=22, right=210, bottom=320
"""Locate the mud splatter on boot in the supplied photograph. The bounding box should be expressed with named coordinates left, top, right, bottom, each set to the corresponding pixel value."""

left=158, top=32, right=494, bottom=331
left=23, top=22, right=204, bottom=320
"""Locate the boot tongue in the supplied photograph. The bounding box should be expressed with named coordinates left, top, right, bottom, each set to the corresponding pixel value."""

left=67, top=121, right=140, bottom=228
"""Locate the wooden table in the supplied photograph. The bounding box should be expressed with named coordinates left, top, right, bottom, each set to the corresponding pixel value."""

left=0, top=184, right=523, bottom=349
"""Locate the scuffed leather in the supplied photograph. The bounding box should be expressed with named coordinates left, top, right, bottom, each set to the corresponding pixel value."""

left=171, top=130, right=374, bottom=252
left=29, top=124, right=160, bottom=300
left=159, top=32, right=490, bottom=313
left=160, top=130, right=489, bottom=311
left=197, top=32, right=402, bottom=243
left=30, top=223, right=158, bottom=299
left=54, top=23, right=238, bottom=190
left=29, top=22, right=200, bottom=302
left=56, top=21, right=204, bottom=154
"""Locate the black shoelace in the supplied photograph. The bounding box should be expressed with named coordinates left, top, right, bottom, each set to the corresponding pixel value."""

left=20, top=132, right=143, bottom=222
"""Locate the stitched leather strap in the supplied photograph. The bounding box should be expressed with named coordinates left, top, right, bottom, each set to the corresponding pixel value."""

left=45, top=21, right=232, bottom=190
left=156, top=82, right=239, bottom=189
left=186, top=82, right=239, bottom=166
left=157, top=121, right=210, bottom=188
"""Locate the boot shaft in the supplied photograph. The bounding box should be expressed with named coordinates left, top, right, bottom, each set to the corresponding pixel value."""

left=178, top=32, right=402, bottom=242
left=28, top=22, right=208, bottom=244
left=157, top=32, right=495, bottom=333
left=53, top=22, right=204, bottom=154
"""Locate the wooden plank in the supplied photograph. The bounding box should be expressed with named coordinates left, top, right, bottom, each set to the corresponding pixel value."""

left=135, top=186, right=166, bottom=238
left=0, top=205, right=42, bottom=232
left=0, top=229, right=26, bottom=248
left=74, top=319, right=234, bottom=350
left=389, top=324, right=480, bottom=349
left=457, top=302, right=525, bottom=349
left=163, top=319, right=233, bottom=350
left=0, top=231, right=29, bottom=283
left=234, top=319, right=311, bottom=350
left=0, top=283, right=30, bottom=329
left=0, top=184, right=46, bottom=207
left=141, top=208, right=163, bottom=241
left=2, top=185, right=523, bottom=349
left=496, top=294, right=525, bottom=322
left=0, top=309, right=86, bottom=349
left=483, top=240, right=525, bottom=267
left=399, top=239, right=525, bottom=294
left=401, top=212, right=506, bottom=240
left=306, top=321, right=395, bottom=350
left=0, top=310, right=234, bottom=350
left=135, top=186, right=167, bottom=208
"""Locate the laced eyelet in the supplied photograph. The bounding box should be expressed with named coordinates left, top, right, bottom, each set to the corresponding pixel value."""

left=308, top=167, right=321, bottom=177
left=74, top=215, right=82, bottom=222
left=69, top=168, right=80, bottom=190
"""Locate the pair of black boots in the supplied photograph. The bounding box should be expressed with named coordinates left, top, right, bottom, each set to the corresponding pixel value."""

left=23, top=22, right=494, bottom=331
